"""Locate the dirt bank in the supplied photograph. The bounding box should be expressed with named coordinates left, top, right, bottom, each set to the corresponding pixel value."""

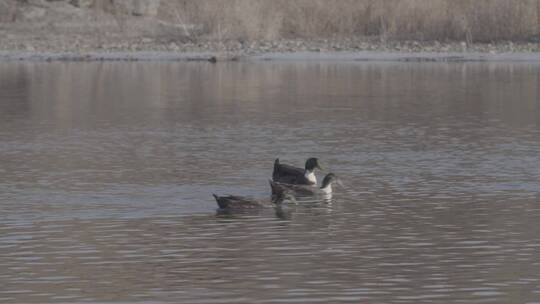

left=3, top=50, right=540, bottom=63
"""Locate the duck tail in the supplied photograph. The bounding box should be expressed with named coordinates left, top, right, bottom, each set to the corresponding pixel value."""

left=269, top=179, right=281, bottom=195
left=272, top=158, right=280, bottom=180
left=213, top=194, right=228, bottom=209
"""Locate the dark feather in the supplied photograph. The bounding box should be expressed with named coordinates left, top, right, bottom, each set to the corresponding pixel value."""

left=213, top=194, right=267, bottom=209
left=272, top=158, right=314, bottom=185
left=270, top=180, right=320, bottom=196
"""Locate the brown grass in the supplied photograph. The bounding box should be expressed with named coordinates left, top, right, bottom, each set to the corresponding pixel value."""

left=3, top=0, right=540, bottom=43
left=155, top=0, right=540, bottom=42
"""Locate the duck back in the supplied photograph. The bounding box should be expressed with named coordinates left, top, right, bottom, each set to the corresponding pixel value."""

left=213, top=194, right=266, bottom=210
left=272, top=159, right=314, bottom=185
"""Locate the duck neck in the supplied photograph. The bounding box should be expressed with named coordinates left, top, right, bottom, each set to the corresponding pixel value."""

left=320, top=183, right=332, bottom=194
left=304, top=170, right=316, bottom=184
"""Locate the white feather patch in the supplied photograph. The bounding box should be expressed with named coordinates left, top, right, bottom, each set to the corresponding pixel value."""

left=304, top=171, right=317, bottom=184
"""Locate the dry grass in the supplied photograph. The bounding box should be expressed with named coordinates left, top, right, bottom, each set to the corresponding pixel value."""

left=156, top=0, right=540, bottom=42
left=2, top=0, right=540, bottom=44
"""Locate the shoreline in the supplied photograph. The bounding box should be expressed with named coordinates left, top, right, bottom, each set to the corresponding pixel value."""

left=2, top=0, right=540, bottom=63
left=2, top=50, right=540, bottom=63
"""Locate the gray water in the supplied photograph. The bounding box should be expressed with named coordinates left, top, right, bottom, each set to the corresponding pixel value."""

left=1, top=61, right=540, bottom=303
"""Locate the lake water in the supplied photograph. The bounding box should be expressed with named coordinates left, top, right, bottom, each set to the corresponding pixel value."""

left=1, top=61, right=540, bottom=303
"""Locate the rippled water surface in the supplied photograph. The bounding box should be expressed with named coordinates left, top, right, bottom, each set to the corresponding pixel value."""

left=1, top=61, right=540, bottom=303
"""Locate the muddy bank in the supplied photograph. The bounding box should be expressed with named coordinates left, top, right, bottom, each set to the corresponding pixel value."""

left=2, top=50, right=540, bottom=63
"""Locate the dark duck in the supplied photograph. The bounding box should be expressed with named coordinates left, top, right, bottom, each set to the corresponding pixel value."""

left=272, top=157, right=323, bottom=185
left=270, top=173, right=339, bottom=197
left=213, top=191, right=296, bottom=211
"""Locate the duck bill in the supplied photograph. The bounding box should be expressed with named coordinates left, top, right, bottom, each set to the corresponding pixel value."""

left=316, top=162, right=325, bottom=172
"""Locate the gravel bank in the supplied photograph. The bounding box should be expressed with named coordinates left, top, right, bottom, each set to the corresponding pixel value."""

left=2, top=33, right=540, bottom=63
left=2, top=48, right=540, bottom=63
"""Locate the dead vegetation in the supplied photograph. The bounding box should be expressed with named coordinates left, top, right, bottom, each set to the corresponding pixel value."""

left=157, top=0, right=540, bottom=43
left=1, top=0, right=540, bottom=53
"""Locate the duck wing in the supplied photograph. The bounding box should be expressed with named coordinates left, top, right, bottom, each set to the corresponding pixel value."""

left=269, top=180, right=318, bottom=196
left=272, top=159, right=312, bottom=185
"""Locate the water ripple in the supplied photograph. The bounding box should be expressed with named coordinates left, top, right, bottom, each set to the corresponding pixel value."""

left=1, top=61, right=540, bottom=303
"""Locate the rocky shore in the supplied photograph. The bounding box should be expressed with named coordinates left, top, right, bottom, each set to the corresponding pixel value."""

left=4, top=33, right=540, bottom=54
left=2, top=38, right=540, bottom=62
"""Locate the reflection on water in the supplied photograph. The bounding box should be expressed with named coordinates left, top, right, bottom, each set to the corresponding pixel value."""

left=1, top=61, right=540, bottom=303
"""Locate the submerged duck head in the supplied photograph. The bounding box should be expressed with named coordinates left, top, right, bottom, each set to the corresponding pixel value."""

left=272, top=190, right=297, bottom=205
left=305, top=157, right=324, bottom=172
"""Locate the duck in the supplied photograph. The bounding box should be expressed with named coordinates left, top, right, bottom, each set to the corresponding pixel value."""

left=270, top=173, right=339, bottom=197
left=272, top=157, right=323, bottom=186
left=212, top=190, right=296, bottom=210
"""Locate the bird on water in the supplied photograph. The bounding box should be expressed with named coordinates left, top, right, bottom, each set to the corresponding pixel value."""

left=272, top=157, right=324, bottom=186
left=270, top=173, right=339, bottom=197
left=212, top=190, right=296, bottom=211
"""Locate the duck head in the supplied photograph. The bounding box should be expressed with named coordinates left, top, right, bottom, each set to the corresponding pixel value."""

left=273, top=190, right=297, bottom=205
left=305, top=157, right=324, bottom=172
left=320, top=173, right=338, bottom=194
